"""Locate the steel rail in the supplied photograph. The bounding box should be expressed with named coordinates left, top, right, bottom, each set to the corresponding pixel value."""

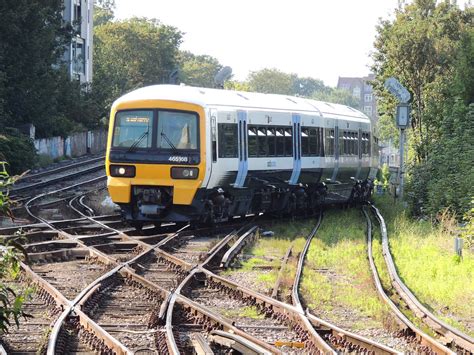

left=220, top=225, right=259, bottom=268
left=289, top=212, right=336, bottom=354
left=370, top=204, right=474, bottom=352
left=17, top=156, right=104, bottom=183
left=292, top=211, right=402, bottom=354
left=305, top=312, right=400, bottom=355
left=363, top=206, right=456, bottom=355
left=165, top=224, right=288, bottom=355
left=21, top=175, right=190, bottom=353
left=12, top=158, right=104, bottom=195
left=291, top=211, right=322, bottom=312
left=271, top=241, right=293, bottom=299
left=46, top=223, right=189, bottom=354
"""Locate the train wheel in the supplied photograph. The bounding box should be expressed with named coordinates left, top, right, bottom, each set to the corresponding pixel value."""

left=131, top=221, right=143, bottom=232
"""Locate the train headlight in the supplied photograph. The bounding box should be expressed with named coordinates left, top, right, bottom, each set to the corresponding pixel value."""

left=171, top=167, right=199, bottom=180
left=110, top=165, right=136, bottom=177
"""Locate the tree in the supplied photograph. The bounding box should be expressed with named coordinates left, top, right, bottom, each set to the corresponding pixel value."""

left=0, top=0, right=78, bottom=137
left=247, top=68, right=295, bottom=95
left=293, top=76, right=327, bottom=97
left=371, top=0, right=471, bottom=162
left=93, top=18, right=183, bottom=119
left=372, top=1, right=473, bottom=216
left=312, top=88, right=360, bottom=109
left=178, top=51, right=223, bottom=88
left=94, top=0, right=115, bottom=26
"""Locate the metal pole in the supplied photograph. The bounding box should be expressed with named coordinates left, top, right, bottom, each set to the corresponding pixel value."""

left=399, top=128, right=405, bottom=199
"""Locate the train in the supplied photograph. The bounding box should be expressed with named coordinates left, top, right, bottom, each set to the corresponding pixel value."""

left=106, top=84, right=379, bottom=229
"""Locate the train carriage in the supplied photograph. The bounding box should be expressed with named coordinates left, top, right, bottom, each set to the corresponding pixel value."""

left=106, top=85, right=378, bottom=228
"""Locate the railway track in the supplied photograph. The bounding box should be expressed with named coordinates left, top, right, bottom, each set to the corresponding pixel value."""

left=366, top=205, right=474, bottom=354
left=3, top=158, right=471, bottom=354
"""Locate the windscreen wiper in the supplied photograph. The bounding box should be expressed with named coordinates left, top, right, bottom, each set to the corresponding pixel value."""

left=127, top=130, right=149, bottom=152
left=160, top=131, right=181, bottom=154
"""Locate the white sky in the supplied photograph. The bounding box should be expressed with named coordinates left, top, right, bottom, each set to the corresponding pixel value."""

left=113, top=0, right=466, bottom=87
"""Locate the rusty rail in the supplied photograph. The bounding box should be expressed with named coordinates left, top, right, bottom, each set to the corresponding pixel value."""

left=363, top=206, right=456, bottom=354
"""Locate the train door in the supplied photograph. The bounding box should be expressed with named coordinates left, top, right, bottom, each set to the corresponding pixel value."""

left=202, top=108, right=217, bottom=188
left=289, top=114, right=301, bottom=184
left=234, top=110, right=248, bottom=188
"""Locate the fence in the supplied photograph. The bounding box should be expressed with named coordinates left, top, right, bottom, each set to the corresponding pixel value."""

left=34, top=130, right=107, bottom=159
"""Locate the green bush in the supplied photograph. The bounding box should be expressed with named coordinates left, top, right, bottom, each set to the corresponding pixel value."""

left=0, top=129, right=36, bottom=175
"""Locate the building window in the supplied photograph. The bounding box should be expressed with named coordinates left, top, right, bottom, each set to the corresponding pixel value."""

left=364, top=106, right=373, bottom=116
left=364, top=82, right=372, bottom=92
left=352, top=86, right=361, bottom=98
left=72, top=40, right=85, bottom=75
left=364, top=94, right=373, bottom=102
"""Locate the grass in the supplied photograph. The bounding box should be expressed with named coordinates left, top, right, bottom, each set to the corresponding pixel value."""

left=300, top=208, right=393, bottom=330
left=373, top=195, right=474, bottom=336
left=222, top=305, right=265, bottom=320
left=224, top=220, right=314, bottom=295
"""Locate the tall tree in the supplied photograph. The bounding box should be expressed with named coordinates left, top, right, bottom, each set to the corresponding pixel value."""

left=312, top=88, right=360, bottom=109
left=371, top=0, right=471, bottom=162
left=94, top=0, right=115, bottom=26
left=372, top=1, right=473, bottom=216
left=0, top=0, right=76, bottom=137
left=247, top=68, right=295, bottom=95
left=178, top=51, right=223, bottom=88
left=93, top=18, right=183, bottom=119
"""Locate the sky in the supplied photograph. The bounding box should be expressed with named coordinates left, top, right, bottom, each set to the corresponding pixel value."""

left=113, top=0, right=464, bottom=87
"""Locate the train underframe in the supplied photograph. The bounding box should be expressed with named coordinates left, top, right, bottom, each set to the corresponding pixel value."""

left=117, top=179, right=374, bottom=229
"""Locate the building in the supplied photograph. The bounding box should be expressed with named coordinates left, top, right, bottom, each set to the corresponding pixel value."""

left=337, top=74, right=377, bottom=124
left=62, top=0, right=93, bottom=84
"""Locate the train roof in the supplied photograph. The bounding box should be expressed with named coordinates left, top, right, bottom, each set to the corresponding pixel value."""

left=113, top=84, right=370, bottom=121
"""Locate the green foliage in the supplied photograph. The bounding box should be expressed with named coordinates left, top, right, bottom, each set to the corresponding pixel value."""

left=0, top=163, right=30, bottom=334
left=247, top=68, right=295, bottom=95
left=372, top=1, right=473, bottom=217
left=311, top=87, right=360, bottom=109
left=93, top=17, right=183, bottom=119
left=178, top=51, right=223, bottom=88
left=0, top=129, right=36, bottom=175
left=94, top=0, right=115, bottom=26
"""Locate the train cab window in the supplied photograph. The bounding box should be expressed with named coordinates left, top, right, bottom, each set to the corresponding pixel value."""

left=285, top=128, right=293, bottom=157
left=248, top=127, right=258, bottom=157
left=157, top=110, right=198, bottom=150
left=113, top=110, right=154, bottom=148
left=325, top=128, right=335, bottom=156
left=218, top=123, right=238, bottom=158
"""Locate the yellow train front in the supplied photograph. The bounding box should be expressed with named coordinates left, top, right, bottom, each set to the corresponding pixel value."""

left=106, top=85, right=378, bottom=229
left=106, top=86, right=208, bottom=229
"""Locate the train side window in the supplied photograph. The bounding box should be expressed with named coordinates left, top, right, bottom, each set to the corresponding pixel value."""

left=267, top=127, right=276, bottom=156
left=248, top=126, right=258, bottom=157
left=284, top=127, right=293, bottom=157
left=301, top=128, right=309, bottom=156
left=325, top=128, right=335, bottom=156
left=217, top=123, right=238, bottom=158
left=276, top=128, right=285, bottom=156
left=257, top=127, right=268, bottom=156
